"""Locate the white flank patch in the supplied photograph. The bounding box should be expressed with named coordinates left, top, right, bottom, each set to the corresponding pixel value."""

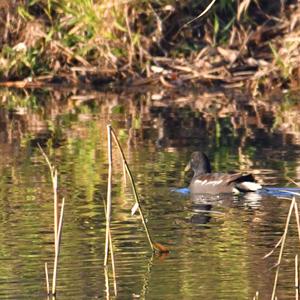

left=195, top=179, right=223, bottom=186
left=211, top=180, right=223, bottom=186
left=131, top=202, right=139, bottom=216
left=237, top=182, right=262, bottom=191
left=233, top=188, right=240, bottom=195
left=195, top=179, right=207, bottom=185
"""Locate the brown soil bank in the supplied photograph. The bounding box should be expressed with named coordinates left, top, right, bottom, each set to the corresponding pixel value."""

left=0, top=1, right=300, bottom=92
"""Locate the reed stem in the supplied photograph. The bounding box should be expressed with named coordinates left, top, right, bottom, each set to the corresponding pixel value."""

left=53, top=169, right=58, bottom=249
left=45, top=262, right=50, bottom=295
left=38, top=144, right=65, bottom=295
left=104, top=266, right=110, bottom=300
left=103, top=199, right=117, bottom=296
left=110, top=127, right=155, bottom=251
left=109, top=227, right=117, bottom=295
left=296, top=254, right=299, bottom=300
left=38, top=144, right=59, bottom=248
left=104, top=125, right=113, bottom=265
left=52, top=197, right=65, bottom=295
left=294, top=200, right=300, bottom=244
left=271, top=197, right=296, bottom=300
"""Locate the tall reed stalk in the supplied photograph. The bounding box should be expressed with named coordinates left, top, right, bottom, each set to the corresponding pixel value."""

left=102, top=125, right=168, bottom=297
left=39, top=144, right=65, bottom=295
left=104, top=125, right=113, bottom=266
left=110, top=126, right=169, bottom=253
left=271, top=197, right=296, bottom=300
left=295, top=254, right=299, bottom=300
left=103, top=125, right=117, bottom=296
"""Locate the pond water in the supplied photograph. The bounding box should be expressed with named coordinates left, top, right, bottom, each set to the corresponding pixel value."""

left=1, top=87, right=300, bottom=299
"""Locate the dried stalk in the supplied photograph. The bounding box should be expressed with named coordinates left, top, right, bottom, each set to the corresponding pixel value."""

left=52, top=197, right=65, bottom=295
left=110, top=127, right=168, bottom=253
left=110, top=232, right=117, bottom=296
left=263, top=235, right=283, bottom=259
left=45, top=262, right=50, bottom=295
left=103, top=200, right=117, bottom=296
left=104, top=125, right=113, bottom=266
left=38, top=144, right=59, bottom=248
left=294, top=200, right=300, bottom=244
left=296, top=254, right=299, bottom=300
left=38, top=144, right=65, bottom=295
left=53, top=169, right=58, bottom=249
left=110, top=127, right=154, bottom=251
left=271, top=197, right=296, bottom=300
left=104, top=266, right=110, bottom=300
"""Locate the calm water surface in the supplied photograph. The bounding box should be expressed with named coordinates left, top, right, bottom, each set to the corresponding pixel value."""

left=1, top=88, right=300, bottom=299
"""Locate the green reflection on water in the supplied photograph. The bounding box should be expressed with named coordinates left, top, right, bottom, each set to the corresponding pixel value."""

left=0, top=88, right=300, bottom=298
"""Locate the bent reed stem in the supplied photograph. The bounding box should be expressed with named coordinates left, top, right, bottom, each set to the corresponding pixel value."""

left=110, top=127, right=155, bottom=252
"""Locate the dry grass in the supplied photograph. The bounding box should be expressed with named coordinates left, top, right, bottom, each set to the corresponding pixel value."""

left=0, top=1, right=299, bottom=92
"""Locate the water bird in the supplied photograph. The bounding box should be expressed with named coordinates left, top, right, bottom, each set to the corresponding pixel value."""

left=185, top=151, right=262, bottom=194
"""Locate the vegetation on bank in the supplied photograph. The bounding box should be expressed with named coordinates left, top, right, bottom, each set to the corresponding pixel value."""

left=0, top=0, right=299, bottom=91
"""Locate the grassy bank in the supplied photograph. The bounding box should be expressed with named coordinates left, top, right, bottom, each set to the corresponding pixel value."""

left=0, top=1, right=299, bottom=92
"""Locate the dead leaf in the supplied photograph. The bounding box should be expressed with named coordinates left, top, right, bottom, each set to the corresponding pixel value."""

left=153, top=242, right=170, bottom=253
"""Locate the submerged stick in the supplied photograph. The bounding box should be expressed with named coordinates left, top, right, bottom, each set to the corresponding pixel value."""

left=104, top=125, right=113, bottom=266
left=110, top=127, right=169, bottom=253
left=52, top=197, right=65, bottom=295
left=271, top=197, right=296, bottom=300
